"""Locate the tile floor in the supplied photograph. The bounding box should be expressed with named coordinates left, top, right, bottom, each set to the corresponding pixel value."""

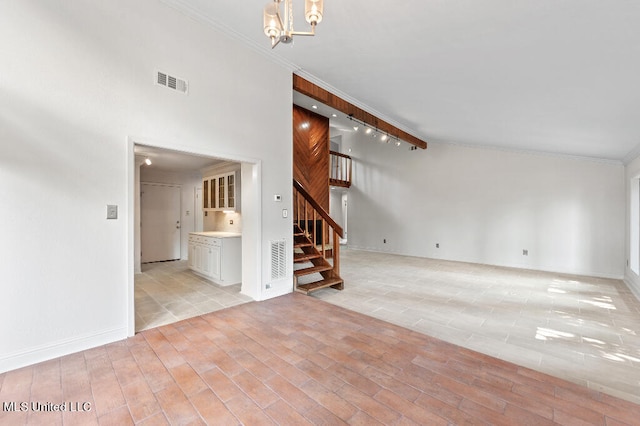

left=135, top=261, right=252, bottom=332
left=1, top=293, right=639, bottom=425
left=313, top=248, right=640, bottom=405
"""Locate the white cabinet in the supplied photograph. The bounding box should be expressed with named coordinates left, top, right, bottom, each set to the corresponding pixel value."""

left=202, top=172, right=237, bottom=212
left=188, top=243, right=196, bottom=269
left=210, top=245, right=221, bottom=280
left=188, top=233, right=241, bottom=286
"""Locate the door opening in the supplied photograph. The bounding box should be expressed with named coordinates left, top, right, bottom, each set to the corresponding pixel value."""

left=130, top=142, right=260, bottom=335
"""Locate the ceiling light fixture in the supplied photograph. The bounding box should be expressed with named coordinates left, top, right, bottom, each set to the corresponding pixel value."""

left=144, top=158, right=152, bottom=166
left=263, top=0, right=324, bottom=49
left=347, top=115, right=402, bottom=147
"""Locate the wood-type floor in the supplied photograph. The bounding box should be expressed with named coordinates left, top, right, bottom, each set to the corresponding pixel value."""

left=1, top=293, right=639, bottom=425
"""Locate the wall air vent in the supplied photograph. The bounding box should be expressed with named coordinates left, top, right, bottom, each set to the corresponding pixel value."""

left=270, top=240, right=286, bottom=281
left=156, top=71, right=188, bottom=94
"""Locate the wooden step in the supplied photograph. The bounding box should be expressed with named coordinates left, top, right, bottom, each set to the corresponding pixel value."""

left=294, top=252, right=322, bottom=263
left=294, top=264, right=332, bottom=277
left=294, top=241, right=313, bottom=249
left=295, top=277, right=344, bottom=294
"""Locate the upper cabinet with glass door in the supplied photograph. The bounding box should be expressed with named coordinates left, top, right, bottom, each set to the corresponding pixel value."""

left=202, top=171, right=237, bottom=212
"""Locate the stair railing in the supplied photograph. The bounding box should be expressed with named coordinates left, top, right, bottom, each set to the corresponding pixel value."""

left=329, top=151, right=352, bottom=188
left=293, top=179, right=344, bottom=278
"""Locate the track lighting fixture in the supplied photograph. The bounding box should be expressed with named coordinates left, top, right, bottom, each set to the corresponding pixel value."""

left=347, top=115, right=403, bottom=147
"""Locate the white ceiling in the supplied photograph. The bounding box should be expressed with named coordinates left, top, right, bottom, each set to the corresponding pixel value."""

left=135, top=144, right=226, bottom=173
left=163, top=0, right=640, bottom=162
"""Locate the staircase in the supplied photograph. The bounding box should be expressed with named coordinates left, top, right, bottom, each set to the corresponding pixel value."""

left=293, top=180, right=344, bottom=294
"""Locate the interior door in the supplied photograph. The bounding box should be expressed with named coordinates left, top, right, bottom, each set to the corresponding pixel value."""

left=141, top=183, right=181, bottom=263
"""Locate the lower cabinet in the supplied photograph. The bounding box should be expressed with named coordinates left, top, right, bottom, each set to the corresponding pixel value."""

left=188, top=234, right=241, bottom=286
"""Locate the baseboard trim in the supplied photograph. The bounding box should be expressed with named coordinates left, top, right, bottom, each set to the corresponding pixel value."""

left=346, top=246, right=623, bottom=280
left=623, top=270, right=640, bottom=302
left=260, top=277, right=293, bottom=301
left=0, top=327, right=128, bottom=374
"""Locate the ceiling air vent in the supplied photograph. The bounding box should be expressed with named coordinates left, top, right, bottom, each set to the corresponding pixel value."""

left=270, top=240, right=286, bottom=281
left=156, top=71, right=188, bottom=94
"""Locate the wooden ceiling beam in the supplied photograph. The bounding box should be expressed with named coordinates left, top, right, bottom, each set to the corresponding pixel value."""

left=293, top=74, right=427, bottom=150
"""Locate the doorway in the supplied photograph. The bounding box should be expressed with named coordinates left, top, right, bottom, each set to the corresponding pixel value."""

left=129, top=141, right=262, bottom=335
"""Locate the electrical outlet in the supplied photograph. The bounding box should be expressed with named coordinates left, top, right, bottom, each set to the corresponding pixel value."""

left=383, top=238, right=387, bottom=244
left=523, top=249, right=529, bottom=256
left=436, top=243, right=439, bottom=248
left=229, top=219, right=233, bottom=225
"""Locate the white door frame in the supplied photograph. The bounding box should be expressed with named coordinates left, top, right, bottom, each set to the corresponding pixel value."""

left=194, top=187, right=203, bottom=232
left=127, top=137, right=262, bottom=337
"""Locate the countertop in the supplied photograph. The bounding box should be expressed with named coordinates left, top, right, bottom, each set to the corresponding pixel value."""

left=190, top=231, right=241, bottom=238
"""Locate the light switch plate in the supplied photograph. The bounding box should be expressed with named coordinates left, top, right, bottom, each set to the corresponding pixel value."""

left=282, top=208, right=288, bottom=218
left=107, top=205, right=118, bottom=219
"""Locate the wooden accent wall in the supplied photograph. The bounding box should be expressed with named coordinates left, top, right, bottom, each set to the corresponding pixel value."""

left=293, top=105, right=330, bottom=211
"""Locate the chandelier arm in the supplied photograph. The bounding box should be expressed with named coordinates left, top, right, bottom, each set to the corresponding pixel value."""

left=287, top=28, right=316, bottom=37
left=276, top=11, right=285, bottom=35
left=287, top=0, right=294, bottom=32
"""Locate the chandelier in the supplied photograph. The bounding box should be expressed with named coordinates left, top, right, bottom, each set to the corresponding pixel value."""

left=263, top=0, right=324, bottom=48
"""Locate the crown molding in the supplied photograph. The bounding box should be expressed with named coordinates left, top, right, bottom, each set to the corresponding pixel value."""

left=426, top=137, right=623, bottom=165
left=623, top=142, right=640, bottom=165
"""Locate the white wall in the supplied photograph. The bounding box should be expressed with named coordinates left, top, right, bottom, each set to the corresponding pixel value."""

left=330, top=190, right=345, bottom=230
left=0, top=0, right=293, bottom=373
left=341, top=131, right=625, bottom=279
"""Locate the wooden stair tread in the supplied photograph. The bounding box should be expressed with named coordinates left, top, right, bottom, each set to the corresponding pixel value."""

left=295, top=277, right=344, bottom=294
left=294, top=252, right=322, bottom=262
left=294, top=241, right=314, bottom=248
left=294, top=264, right=332, bottom=276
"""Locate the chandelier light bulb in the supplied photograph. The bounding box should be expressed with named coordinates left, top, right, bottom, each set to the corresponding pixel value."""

left=305, top=0, right=324, bottom=25
left=263, top=2, right=283, bottom=39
